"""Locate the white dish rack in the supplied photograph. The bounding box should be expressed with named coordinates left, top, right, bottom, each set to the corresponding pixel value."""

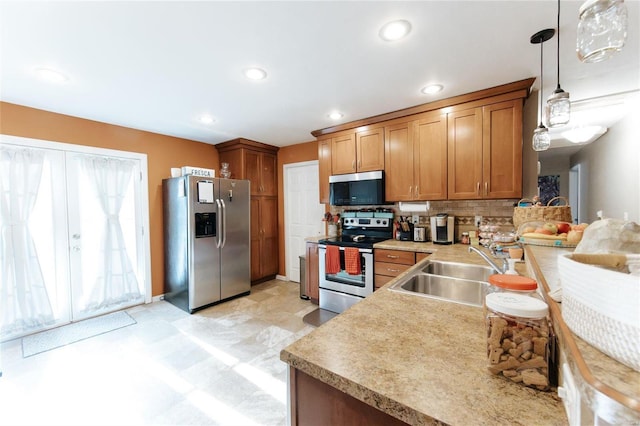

left=558, top=253, right=640, bottom=372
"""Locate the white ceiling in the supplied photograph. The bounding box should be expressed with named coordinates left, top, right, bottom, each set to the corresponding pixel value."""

left=1, top=1, right=638, bottom=151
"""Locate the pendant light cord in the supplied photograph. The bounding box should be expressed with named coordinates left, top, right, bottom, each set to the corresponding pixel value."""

left=539, top=37, right=544, bottom=126
left=556, top=0, right=561, bottom=90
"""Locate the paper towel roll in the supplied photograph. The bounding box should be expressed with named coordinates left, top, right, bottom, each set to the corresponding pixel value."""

left=398, top=202, right=428, bottom=212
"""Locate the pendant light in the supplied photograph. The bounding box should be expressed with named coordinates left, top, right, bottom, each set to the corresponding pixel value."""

left=531, top=28, right=555, bottom=152
left=547, top=0, right=571, bottom=127
left=577, top=0, right=628, bottom=63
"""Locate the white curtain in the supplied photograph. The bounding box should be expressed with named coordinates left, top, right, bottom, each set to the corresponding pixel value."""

left=0, top=146, right=54, bottom=337
left=80, top=155, right=141, bottom=312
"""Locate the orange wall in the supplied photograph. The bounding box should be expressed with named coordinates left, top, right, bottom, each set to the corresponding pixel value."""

left=277, top=141, right=319, bottom=275
left=0, top=102, right=219, bottom=297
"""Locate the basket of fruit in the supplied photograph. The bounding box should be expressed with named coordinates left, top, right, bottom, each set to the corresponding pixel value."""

left=513, top=196, right=572, bottom=228
left=516, top=220, right=588, bottom=247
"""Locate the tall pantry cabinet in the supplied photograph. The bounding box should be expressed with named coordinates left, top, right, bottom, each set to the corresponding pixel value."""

left=216, top=138, right=279, bottom=283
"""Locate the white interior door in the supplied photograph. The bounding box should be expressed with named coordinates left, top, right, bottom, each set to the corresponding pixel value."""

left=284, top=161, right=325, bottom=282
left=0, top=135, right=151, bottom=341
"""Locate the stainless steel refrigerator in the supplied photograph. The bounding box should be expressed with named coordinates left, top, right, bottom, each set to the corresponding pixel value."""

left=163, top=175, right=250, bottom=313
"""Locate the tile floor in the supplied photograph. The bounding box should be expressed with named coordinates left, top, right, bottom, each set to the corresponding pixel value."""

left=0, top=280, right=318, bottom=426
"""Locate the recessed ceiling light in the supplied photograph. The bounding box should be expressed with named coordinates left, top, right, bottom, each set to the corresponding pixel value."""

left=421, top=84, right=444, bottom=95
left=379, top=20, right=411, bottom=41
left=35, top=67, right=68, bottom=83
left=199, top=114, right=215, bottom=124
left=244, top=67, right=267, bottom=80
left=328, top=111, right=343, bottom=120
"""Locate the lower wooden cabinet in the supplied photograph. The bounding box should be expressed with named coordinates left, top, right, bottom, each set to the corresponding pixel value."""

left=251, top=196, right=278, bottom=282
left=305, top=242, right=319, bottom=304
left=374, top=249, right=415, bottom=290
left=288, top=367, right=408, bottom=426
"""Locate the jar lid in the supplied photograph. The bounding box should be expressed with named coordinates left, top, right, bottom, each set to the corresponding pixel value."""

left=486, top=293, right=548, bottom=318
left=488, top=274, right=537, bottom=291
left=462, top=232, right=469, bottom=236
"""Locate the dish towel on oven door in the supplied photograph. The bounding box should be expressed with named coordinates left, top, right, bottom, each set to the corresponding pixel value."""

left=325, top=245, right=341, bottom=274
left=344, top=247, right=361, bottom=275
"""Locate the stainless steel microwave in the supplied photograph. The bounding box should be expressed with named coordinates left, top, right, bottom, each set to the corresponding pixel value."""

left=329, top=171, right=385, bottom=206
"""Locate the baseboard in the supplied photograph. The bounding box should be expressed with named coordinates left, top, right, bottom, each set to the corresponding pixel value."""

left=276, top=274, right=288, bottom=281
left=151, top=294, right=165, bottom=303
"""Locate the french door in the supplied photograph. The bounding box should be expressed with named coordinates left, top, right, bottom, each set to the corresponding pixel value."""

left=0, top=135, right=151, bottom=341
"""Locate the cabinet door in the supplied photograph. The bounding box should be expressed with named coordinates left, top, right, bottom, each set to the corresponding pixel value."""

left=448, top=107, right=483, bottom=199
left=260, top=197, right=279, bottom=278
left=260, top=152, right=277, bottom=196
left=331, top=133, right=356, bottom=175
left=356, top=127, right=384, bottom=172
left=318, top=138, right=331, bottom=204
left=250, top=198, right=262, bottom=280
left=483, top=100, right=523, bottom=199
left=384, top=121, right=415, bottom=201
left=414, top=112, right=447, bottom=200
left=245, top=150, right=262, bottom=196
left=305, top=242, right=319, bottom=303
left=251, top=196, right=279, bottom=281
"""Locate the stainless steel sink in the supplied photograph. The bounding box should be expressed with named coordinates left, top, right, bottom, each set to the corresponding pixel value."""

left=421, top=260, right=494, bottom=282
left=390, top=273, right=487, bottom=307
left=389, top=260, right=493, bottom=306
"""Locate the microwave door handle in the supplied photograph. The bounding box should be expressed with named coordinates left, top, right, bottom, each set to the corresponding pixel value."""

left=220, top=199, right=227, bottom=248
left=215, top=199, right=223, bottom=248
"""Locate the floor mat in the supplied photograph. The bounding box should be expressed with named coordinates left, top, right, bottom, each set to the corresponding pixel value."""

left=302, top=308, right=337, bottom=327
left=22, top=311, right=136, bottom=358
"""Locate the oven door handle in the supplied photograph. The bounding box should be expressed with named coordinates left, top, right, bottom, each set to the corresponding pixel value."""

left=318, top=245, right=372, bottom=254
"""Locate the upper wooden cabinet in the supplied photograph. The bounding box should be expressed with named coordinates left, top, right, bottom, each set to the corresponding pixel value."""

left=216, top=138, right=278, bottom=196
left=318, top=137, right=331, bottom=204
left=356, top=127, right=385, bottom=172
left=331, top=127, right=384, bottom=175
left=313, top=79, right=532, bottom=203
left=448, top=99, right=523, bottom=199
left=245, top=150, right=277, bottom=196
left=384, top=111, right=447, bottom=202
left=482, top=100, right=523, bottom=199
left=447, top=107, right=484, bottom=199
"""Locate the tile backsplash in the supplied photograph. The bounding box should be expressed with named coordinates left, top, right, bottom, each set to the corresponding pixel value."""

left=329, top=199, right=520, bottom=241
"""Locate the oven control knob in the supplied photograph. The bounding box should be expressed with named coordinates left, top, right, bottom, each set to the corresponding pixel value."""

left=376, top=220, right=381, bottom=224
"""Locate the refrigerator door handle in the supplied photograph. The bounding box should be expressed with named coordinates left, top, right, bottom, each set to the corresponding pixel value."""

left=215, top=198, right=223, bottom=248
left=220, top=199, right=227, bottom=248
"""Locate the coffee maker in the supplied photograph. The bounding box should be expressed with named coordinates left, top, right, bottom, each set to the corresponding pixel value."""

left=430, top=213, right=454, bottom=244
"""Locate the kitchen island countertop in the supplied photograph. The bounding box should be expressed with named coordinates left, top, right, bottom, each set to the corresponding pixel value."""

left=281, top=243, right=566, bottom=425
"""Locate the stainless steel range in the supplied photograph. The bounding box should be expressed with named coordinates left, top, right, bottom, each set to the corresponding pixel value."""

left=318, top=215, right=393, bottom=314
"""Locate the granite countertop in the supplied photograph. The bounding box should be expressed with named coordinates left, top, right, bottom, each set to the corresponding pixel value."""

left=281, top=242, right=566, bottom=425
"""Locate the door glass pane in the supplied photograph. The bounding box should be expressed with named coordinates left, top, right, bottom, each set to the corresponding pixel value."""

left=0, top=145, right=70, bottom=341
left=66, top=153, right=145, bottom=320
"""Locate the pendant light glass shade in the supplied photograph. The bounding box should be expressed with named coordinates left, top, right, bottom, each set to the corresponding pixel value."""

left=533, top=125, right=551, bottom=152
left=577, top=0, right=628, bottom=63
left=547, top=0, right=571, bottom=127
left=547, top=90, right=571, bottom=126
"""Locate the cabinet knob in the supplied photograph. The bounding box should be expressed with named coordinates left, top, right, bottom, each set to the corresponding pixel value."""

left=484, top=182, right=488, bottom=195
left=387, top=255, right=399, bottom=259
left=387, top=268, right=400, bottom=273
left=476, top=182, right=480, bottom=195
left=409, top=185, right=412, bottom=196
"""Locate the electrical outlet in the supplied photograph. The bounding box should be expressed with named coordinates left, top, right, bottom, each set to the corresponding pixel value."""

left=474, top=215, right=483, bottom=227
left=412, top=214, right=420, bottom=224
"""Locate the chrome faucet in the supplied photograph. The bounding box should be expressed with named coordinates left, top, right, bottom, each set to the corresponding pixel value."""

left=468, top=246, right=507, bottom=274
